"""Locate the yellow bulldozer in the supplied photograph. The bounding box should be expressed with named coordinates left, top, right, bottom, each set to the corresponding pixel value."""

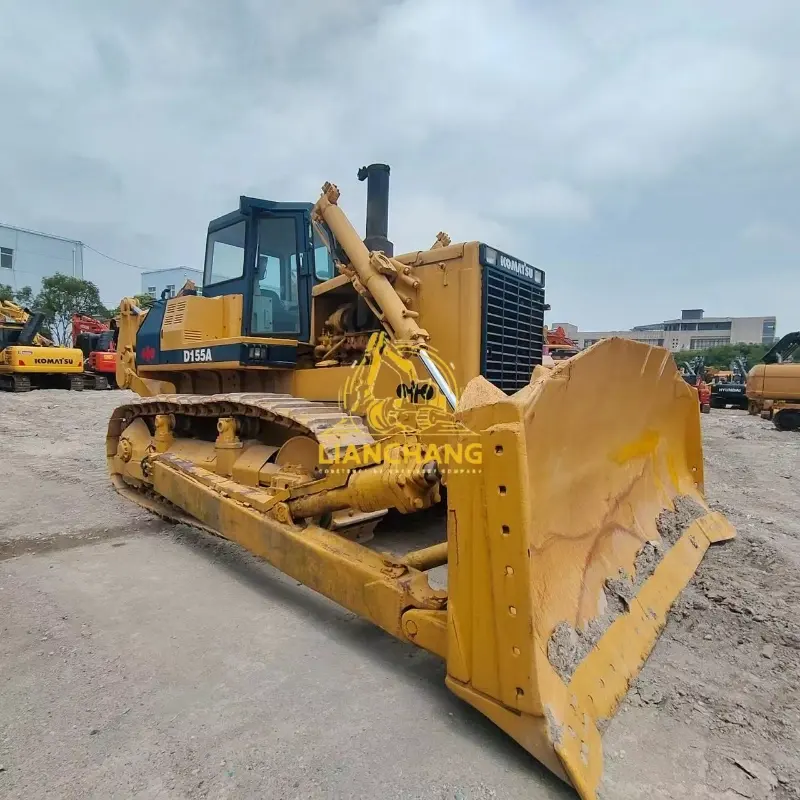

left=107, top=165, right=734, bottom=799
left=0, top=300, right=84, bottom=392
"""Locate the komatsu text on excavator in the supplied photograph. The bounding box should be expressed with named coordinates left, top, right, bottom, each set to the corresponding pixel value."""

left=107, top=165, right=735, bottom=799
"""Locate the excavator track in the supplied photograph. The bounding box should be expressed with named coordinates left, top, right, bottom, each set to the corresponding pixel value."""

left=0, top=374, right=31, bottom=392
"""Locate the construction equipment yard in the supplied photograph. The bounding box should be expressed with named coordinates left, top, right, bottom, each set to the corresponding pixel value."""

left=1, top=390, right=798, bottom=800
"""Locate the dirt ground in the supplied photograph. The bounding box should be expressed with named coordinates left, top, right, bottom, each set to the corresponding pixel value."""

left=601, top=408, right=800, bottom=799
left=0, top=390, right=798, bottom=799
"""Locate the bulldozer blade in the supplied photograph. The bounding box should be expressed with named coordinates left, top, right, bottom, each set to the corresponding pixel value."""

left=444, top=337, right=735, bottom=799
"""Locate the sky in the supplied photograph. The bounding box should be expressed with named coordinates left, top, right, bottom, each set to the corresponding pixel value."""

left=0, top=0, right=798, bottom=331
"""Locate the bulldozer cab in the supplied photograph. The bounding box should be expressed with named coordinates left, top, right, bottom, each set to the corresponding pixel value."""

left=202, top=197, right=335, bottom=343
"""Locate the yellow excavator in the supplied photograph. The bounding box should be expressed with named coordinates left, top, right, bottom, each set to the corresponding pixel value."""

left=746, top=331, right=800, bottom=430
left=0, top=300, right=84, bottom=392
left=107, top=165, right=735, bottom=799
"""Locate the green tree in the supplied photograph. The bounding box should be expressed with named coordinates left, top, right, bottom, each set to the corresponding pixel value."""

left=672, top=342, right=769, bottom=371
left=14, top=286, right=34, bottom=307
left=0, top=285, right=34, bottom=306
left=135, top=292, right=155, bottom=310
left=34, top=273, right=107, bottom=345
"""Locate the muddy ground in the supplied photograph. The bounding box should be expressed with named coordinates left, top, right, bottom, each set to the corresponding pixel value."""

left=0, top=390, right=798, bottom=799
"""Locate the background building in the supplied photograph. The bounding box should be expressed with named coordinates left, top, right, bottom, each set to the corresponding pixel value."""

left=0, top=223, right=83, bottom=295
left=554, top=309, right=777, bottom=352
left=141, top=267, right=203, bottom=300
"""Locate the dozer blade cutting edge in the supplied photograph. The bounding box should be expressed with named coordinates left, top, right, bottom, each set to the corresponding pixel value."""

left=444, top=337, right=735, bottom=797
left=106, top=338, right=734, bottom=800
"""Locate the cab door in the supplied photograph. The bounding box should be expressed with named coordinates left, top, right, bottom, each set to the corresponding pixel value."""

left=202, top=206, right=313, bottom=344
left=247, top=210, right=312, bottom=342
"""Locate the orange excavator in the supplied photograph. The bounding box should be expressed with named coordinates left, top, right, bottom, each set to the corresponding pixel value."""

left=72, top=314, right=118, bottom=390
left=543, top=325, right=580, bottom=362
left=680, top=357, right=712, bottom=414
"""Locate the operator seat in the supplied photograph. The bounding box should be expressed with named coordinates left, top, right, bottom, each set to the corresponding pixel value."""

left=255, top=288, right=299, bottom=334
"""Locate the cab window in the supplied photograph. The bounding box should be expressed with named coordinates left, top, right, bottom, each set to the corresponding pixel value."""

left=204, top=221, right=245, bottom=286
left=252, top=216, right=301, bottom=336
left=313, top=226, right=334, bottom=281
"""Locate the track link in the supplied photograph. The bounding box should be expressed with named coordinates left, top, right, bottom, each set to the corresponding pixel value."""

left=107, top=393, right=380, bottom=538
left=107, top=392, right=375, bottom=460
left=0, top=374, right=32, bottom=392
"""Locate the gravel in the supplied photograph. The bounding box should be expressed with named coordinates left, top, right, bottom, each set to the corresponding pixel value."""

left=601, top=410, right=800, bottom=799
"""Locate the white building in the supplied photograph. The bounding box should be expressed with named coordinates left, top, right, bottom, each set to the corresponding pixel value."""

left=141, top=267, right=203, bottom=300
left=0, top=223, right=83, bottom=295
left=556, top=310, right=777, bottom=352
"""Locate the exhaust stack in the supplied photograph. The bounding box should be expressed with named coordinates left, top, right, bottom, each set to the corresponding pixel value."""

left=357, top=163, right=393, bottom=256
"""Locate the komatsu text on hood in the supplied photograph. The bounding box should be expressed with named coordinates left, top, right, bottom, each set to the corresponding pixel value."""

left=479, top=244, right=544, bottom=285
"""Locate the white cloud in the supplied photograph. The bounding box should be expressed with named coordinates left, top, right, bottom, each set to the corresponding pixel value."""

left=0, top=0, right=798, bottom=328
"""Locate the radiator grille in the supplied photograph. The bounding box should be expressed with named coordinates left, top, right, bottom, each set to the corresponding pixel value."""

left=481, top=267, right=545, bottom=394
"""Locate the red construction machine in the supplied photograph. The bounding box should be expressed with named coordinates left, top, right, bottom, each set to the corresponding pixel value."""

left=543, top=325, right=580, bottom=362
left=72, top=314, right=118, bottom=389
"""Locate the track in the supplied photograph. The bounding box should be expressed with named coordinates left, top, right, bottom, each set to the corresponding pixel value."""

left=107, top=392, right=375, bottom=458
left=106, top=392, right=379, bottom=531
left=0, top=373, right=31, bottom=392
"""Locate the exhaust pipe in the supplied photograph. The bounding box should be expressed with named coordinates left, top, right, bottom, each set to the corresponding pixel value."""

left=357, top=163, right=393, bottom=256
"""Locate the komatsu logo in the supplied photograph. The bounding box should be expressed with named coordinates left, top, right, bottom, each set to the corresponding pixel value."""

left=499, top=254, right=534, bottom=280
left=34, top=357, right=73, bottom=365
left=183, top=348, right=213, bottom=363
left=322, top=333, right=483, bottom=474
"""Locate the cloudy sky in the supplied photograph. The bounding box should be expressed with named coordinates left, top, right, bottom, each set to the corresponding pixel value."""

left=1, top=0, right=798, bottom=331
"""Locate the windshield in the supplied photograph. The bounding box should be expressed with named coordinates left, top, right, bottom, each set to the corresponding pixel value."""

left=252, top=216, right=301, bottom=336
